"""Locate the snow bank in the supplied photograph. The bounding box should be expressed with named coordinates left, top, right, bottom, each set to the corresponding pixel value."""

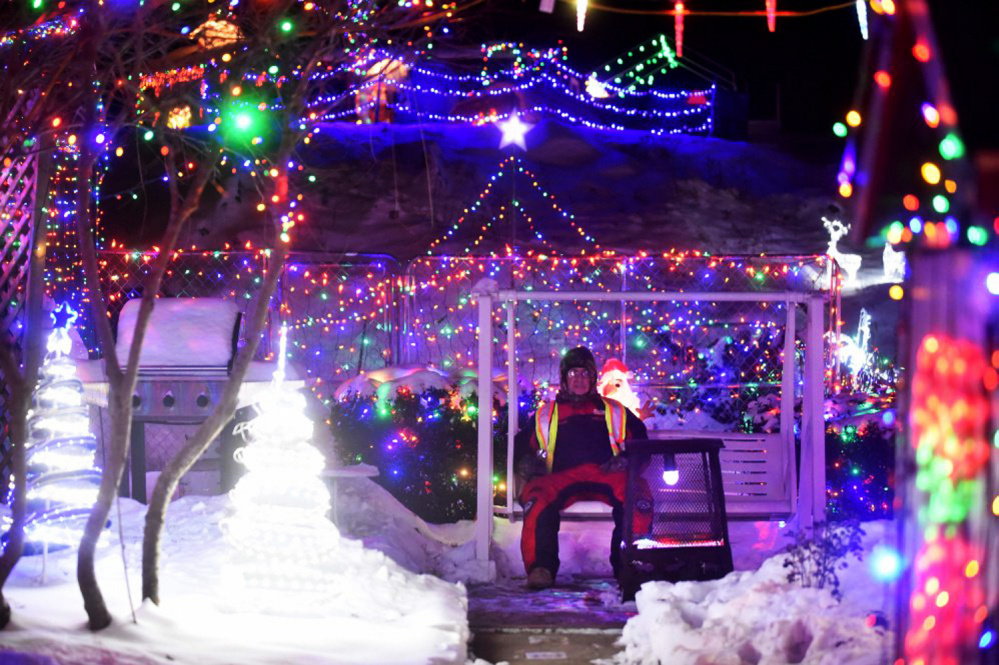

left=0, top=472, right=897, bottom=665
left=0, top=494, right=468, bottom=665
left=611, top=554, right=889, bottom=665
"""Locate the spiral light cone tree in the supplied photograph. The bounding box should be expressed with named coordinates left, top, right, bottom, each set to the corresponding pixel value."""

left=221, top=326, right=340, bottom=615
left=2, top=304, right=101, bottom=556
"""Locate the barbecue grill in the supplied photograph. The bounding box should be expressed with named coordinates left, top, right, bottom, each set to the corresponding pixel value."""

left=77, top=298, right=301, bottom=501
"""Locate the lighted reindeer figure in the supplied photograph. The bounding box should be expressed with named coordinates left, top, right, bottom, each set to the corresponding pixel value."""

left=823, top=217, right=863, bottom=287
left=882, top=242, right=907, bottom=283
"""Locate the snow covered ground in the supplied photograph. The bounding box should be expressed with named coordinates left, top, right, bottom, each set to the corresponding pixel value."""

left=0, top=489, right=469, bottom=665
left=1, top=474, right=893, bottom=664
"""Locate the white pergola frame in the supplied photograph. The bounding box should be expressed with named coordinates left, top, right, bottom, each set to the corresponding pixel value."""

left=472, top=281, right=827, bottom=564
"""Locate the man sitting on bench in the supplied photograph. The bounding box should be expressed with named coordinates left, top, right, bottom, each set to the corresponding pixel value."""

left=515, top=346, right=650, bottom=590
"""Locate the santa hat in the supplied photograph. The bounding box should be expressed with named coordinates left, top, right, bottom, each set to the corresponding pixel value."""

left=600, top=358, right=630, bottom=376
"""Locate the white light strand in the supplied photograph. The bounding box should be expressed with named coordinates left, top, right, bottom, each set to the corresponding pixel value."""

left=856, top=0, right=869, bottom=40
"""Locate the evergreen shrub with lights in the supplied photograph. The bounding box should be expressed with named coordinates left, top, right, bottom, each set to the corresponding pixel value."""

left=825, top=419, right=895, bottom=521
left=331, top=379, right=898, bottom=524
left=637, top=329, right=801, bottom=434
left=329, top=386, right=536, bottom=523
left=824, top=344, right=898, bottom=522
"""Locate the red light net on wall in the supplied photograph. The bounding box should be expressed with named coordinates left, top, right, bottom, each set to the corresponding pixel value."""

left=906, top=335, right=992, bottom=664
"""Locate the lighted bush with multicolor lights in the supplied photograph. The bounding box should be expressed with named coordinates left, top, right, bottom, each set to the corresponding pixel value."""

left=825, top=418, right=895, bottom=521
left=328, top=387, right=536, bottom=523
left=330, top=380, right=896, bottom=524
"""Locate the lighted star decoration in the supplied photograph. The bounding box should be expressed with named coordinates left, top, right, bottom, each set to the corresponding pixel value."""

left=50, top=302, right=78, bottom=330
left=496, top=113, right=534, bottom=151
left=48, top=302, right=79, bottom=357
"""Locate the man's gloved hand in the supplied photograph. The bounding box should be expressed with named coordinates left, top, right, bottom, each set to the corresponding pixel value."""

left=517, top=454, right=547, bottom=482
left=515, top=455, right=548, bottom=506
left=599, top=455, right=629, bottom=474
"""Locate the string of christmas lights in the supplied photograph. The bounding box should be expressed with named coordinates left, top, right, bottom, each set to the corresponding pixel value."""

left=44, top=140, right=92, bottom=336
left=596, top=34, right=680, bottom=93
left=130, top=42, right=713, bottom=138
left=906, top=335, right=992, bottom=663
left=426, top=155, right=600, bottom=254
left=304, top=50, right=714, bottom=133
left=401, top=253, right=831, bottom=401
left=835, top=3, right=974, bottom=257
left=0, top=10, right=81, bottom=50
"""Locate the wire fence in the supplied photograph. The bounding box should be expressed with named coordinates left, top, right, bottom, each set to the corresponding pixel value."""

left=83, top=251, right=833, bottom=427
left=281, top=254, right=399, bottom=404
left=93, top=250, right=273, bottom=357
left=402, top=254, right=832, bottom=431
left=0, top=249, right=833, bottom=485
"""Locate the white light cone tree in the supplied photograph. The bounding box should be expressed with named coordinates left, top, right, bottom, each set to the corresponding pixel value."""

left=2, top=304, right=101, bottom=557
left=221, top=327, right=340, bottom=615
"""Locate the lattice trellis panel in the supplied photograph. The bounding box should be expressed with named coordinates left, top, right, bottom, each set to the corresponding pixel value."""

left=0, top=153, right=37, bottom=474
left=93, top=250, right=274, bottom=358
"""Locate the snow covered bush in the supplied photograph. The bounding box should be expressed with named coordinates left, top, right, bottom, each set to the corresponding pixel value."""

left=782, top=520, right=865, bottom=601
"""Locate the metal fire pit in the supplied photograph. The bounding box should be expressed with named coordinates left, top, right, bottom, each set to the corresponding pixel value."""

left=619, top=437, right=733, bottom=601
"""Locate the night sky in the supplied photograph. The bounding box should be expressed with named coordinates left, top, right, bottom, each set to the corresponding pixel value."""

left=483, top=0, right=866, bottom=134
left=484, top=0, right=998, bottom=144
left=97, top=1, right=997, bottom=246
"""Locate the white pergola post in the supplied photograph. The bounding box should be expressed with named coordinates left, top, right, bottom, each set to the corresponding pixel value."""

left=800, top=295, right=827, bottom=528
left=781, top=300, right=798, bottom=512
left=506, top=299, right=518, bottom=520
left=474, top=283, right=495, bottom=565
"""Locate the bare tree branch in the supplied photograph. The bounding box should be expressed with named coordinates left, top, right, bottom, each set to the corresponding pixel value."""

left=142, top=239, right=288, bottom=603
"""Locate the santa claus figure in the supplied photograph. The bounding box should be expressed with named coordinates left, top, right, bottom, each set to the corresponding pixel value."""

left=597, top=358, right=643, bottom=416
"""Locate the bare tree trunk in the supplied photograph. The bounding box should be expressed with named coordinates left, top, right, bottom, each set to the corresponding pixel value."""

left=0, top=142, right=52, bottom=627
left=142, top=240, right=288, bottom=604
left=74, top=144, right=123, bottom=631
left=76, top=147, right=213, bottom=630
left=0, top=344, right=26, bottom=630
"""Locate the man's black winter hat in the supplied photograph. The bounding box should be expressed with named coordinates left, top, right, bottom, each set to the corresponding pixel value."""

left=559, top=346, right=597, bottom=385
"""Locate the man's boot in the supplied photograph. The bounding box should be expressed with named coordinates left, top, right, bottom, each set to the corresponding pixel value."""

left=527, top=567, right=553, bottom=590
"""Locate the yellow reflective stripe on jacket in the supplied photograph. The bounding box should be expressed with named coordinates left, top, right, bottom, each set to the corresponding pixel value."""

left=546, top=403, right=559, bottom=472
left=603, top=398, right=627, bottom=456
left=534, top=398, right=628, bottom=472
left=535, top=402, right=559, bottom=472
